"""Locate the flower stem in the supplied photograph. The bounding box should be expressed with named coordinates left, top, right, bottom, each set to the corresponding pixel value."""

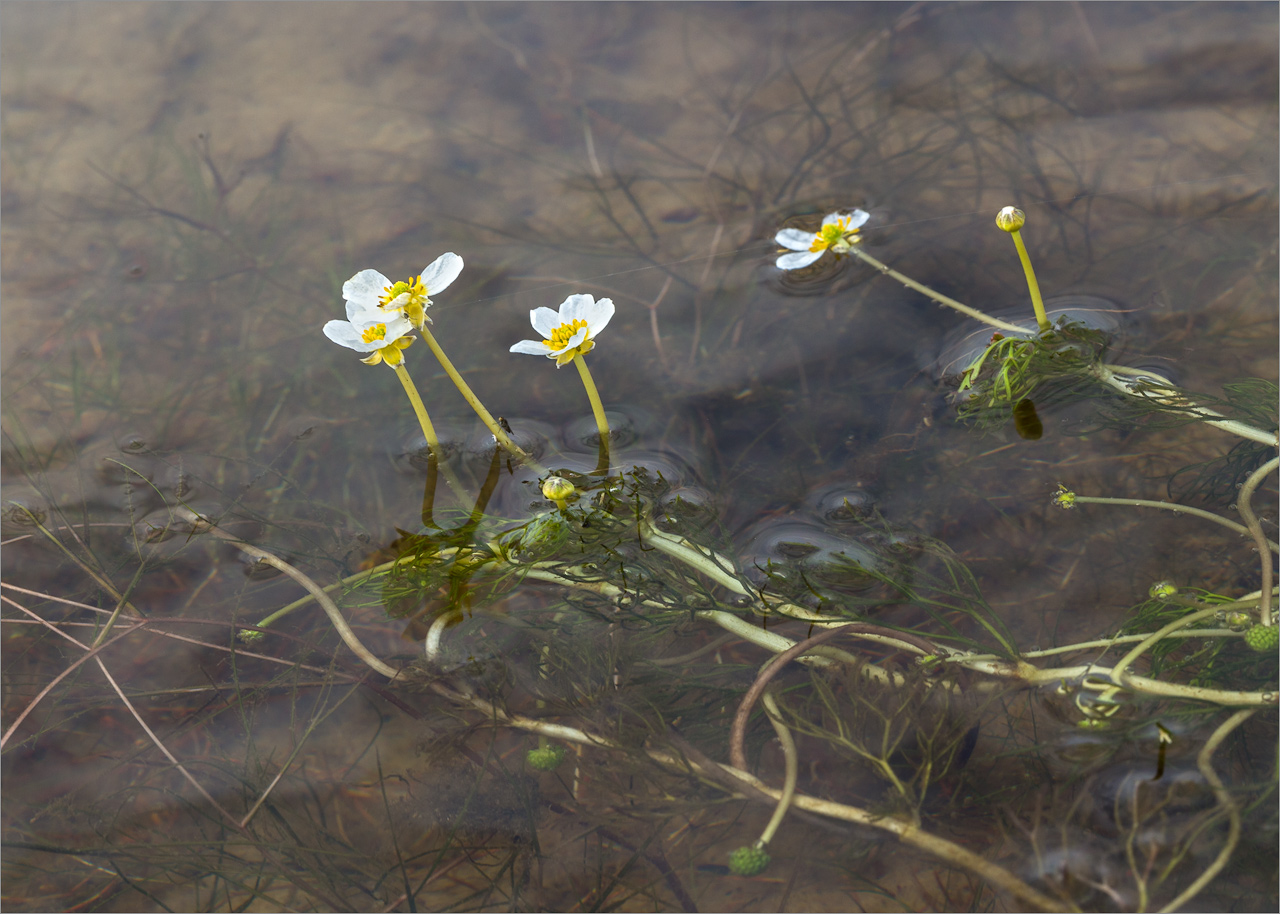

left=1008, top=229, right=1050, bottom=331
left=1070, top=495, right=1279, bottom=552
left=394, top=363, right=439, bottom=451
left=420, top=326, right=544, bottom=470
left=847, top=247, right=1026, bottom=334
left=393, top=362, right=468, bottom=498
left=573, top=354, right=611, bottom=472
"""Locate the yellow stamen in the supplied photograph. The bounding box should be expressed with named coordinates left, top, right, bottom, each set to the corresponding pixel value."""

left=808, top=217, right=859, bottom=254
left=379, top=276, right=428, bottom=310
left=544, top=318, right=590, bottom=351
left=361, top=323, right=388, bottom=344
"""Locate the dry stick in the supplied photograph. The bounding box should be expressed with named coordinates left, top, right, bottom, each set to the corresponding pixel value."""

left=1158, top=709, right=1256, bottom=913
left=93, top=656, right=345, bottom=912
left=1236, top=456, right=1279, bottom=626
left=0, top=621, right=149, bottom=750
left=95, top=656, right=239, bottom=822
left=647, top=275, right=674, bottom=368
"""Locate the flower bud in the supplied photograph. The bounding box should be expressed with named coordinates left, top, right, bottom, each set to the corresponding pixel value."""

left=1148, top=580, right=1178, bottom=600
left=541, top=475, right=576, bottom=508
left=995, top=206, right=1026, bottom=233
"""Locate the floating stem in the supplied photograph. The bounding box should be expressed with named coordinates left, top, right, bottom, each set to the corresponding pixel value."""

left=847, top=246, right=1025, bottom=334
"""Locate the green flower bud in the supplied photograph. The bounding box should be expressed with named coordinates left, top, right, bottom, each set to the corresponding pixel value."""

left=728, top=844, right=770, bottom=877
left=1148, top=580, right=1178, bottom=600
left=526, top=744, right=567, bottom=771
left=1052, top=484, right=1077, bottom=510
left=541, top=475, right=576, bottom=509
left=1223, top=610, right=1252, bottom=632
left=1244, top=624, right=1279, bottom=653
left=995, top=206, right=1026, bottom=233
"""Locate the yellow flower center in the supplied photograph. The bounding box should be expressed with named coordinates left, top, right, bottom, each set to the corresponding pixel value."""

left=379, top=276, right=428, bottom=310
left=808, top=217, right=859, bottom=254
left=544, top=318, right=590, bottom=351
left=361, top=323, right=389, bottom=344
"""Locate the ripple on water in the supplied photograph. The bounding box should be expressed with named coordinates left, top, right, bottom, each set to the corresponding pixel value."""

left=927, top=293, right=1131, bottom=380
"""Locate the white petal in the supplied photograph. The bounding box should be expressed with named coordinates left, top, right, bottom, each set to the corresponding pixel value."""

left=342, top=270, right=391, bottom=308
left=821, top=212, right=845, bottom=227
left=510, top=339, right=553, bottom=356
left=583, top=297, right=614, bottom=335
left=846, top=209, right=871, bottom=230
left=324, top=320, right=365, bottom=350
left=558, top=293, right=597, bottom=325
left=530, top=307, right=561, bottom=337
left=777, top=250, right=824, bottom=270
left=380, top=316, right=414, bottom=341
left=419, top=252, right=463, bottom=295
left=775, top=228, right=816, bottom=251
left=347, top=300, right=394, bottom=324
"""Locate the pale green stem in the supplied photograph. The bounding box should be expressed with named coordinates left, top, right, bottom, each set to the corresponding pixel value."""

left=1092, top=364, right=1278, bottom=446
left=1009, top=229, right=1049, bottom=331
left=433, top=684, right=1068, bottom=913
left=1108, top=607, right=1221, bottom=685
left=757, top=692, right=798, bottom=848
left=392, top=362, right=469, bottom=500
left=193, top=513, right=399, bottom=679
left=394, top=363, right=439, bottom=451
left=1237, top=456, right=1279, bottom=626
left=1158, top=709, right=1255, bottom=913
left=1071, top=495, right=1279, bottom=553
left=848, top=246, right=1026, bottom=334
left=420, top=326, right=547, bottom=472
left=572, top=354, right=611, bottom=470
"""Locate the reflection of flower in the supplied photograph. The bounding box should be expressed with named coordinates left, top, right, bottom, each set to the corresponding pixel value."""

left=774, top=210, right=870, bottom=270
left=510, top=294, right=615, bottom=367
left=342, top=252, right=463, bottom=330
left=323, top=307, right=415, bottom=367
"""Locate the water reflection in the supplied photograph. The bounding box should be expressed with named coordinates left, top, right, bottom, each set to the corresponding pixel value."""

left=3, top=3, right=1276, bottom=912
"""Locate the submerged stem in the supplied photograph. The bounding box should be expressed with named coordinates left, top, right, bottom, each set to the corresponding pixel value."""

left=757, top=692, right=798, bottom=848
left=1071, top=495, right=1279, bottom=552
left=1238, top=456, right=1279, bottom=626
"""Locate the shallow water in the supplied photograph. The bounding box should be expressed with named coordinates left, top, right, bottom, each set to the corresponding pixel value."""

left=3, top=3, right=1277, bottom=911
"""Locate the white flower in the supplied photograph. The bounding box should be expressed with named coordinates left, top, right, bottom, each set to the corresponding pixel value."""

left=341, top=252, right=463, bottom=330
left=510, top=294, right=615, bottom=368
left=774, top=210, right=870, bottom=270
left=323, top=308, right=416, bottom=367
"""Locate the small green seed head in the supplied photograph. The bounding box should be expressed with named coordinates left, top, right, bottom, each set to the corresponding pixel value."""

left=728, top=845, right=770, bottom=876
left=1052, top=484, right=1077, bottom=510
left=526, top=744, right=567, bottom=771
left=996, top=206, right=1026, bottom=233
left=1148, top=580, right=1179, bottom=600
left=1244, top=624, right=1279, bottom=653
